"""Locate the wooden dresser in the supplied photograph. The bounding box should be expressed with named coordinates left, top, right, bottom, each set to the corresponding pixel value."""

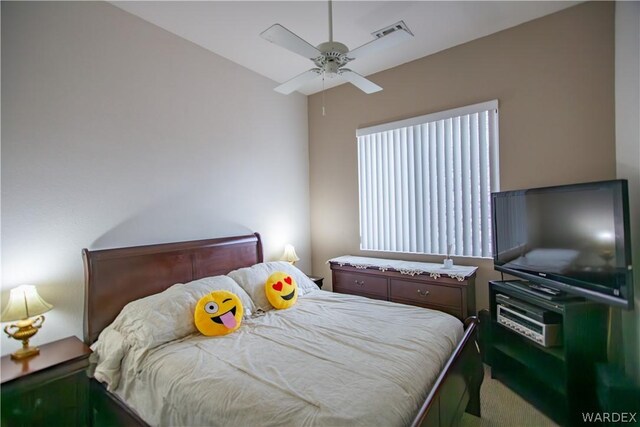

left=329, top=256, right=477, bottom=320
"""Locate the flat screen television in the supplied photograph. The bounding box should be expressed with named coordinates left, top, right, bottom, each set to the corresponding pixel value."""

left=492, top=179, right=634, bottom=309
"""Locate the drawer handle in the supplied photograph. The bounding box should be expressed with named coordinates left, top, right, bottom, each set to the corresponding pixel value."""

left=417, top=289, right=430, bottom=297
left=354, top=280, right=365, bottom=287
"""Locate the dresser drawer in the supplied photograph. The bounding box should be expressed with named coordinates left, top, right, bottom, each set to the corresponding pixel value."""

left=330, top=257, right=475, bottom=321
left=390, top=279, right=461, bottom=308
left=333, top=271, right=388, bottom=298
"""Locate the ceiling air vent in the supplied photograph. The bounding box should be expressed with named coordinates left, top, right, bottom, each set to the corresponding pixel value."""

left=371, top=20, right=413, bottom=38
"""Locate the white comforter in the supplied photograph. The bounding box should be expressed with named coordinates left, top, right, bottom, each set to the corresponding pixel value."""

left=94, top=290, right=463, bottom=427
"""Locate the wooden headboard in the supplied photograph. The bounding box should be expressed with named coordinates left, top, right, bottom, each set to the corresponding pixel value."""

left=82, top=233, right=263, bottom=345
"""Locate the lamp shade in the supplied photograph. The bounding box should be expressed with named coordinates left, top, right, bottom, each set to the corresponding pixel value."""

left=281, top=244, right=300, bottom=264
left=1, top=285, right=53, bottom=322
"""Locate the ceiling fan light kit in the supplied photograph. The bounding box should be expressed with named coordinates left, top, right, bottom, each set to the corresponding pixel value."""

left=260, top=0, right=413, bottom=95
left=314, top=41, right=349, bottom=75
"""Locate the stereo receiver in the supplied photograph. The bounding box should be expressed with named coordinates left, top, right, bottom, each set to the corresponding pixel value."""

left=496, top=294, right=563, bottom=347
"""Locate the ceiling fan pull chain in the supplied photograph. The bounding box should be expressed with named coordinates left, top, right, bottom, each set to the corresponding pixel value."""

left=322, top=72, right=326, bottom=116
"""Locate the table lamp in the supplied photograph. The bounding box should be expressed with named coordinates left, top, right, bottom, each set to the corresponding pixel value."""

left=2, top=285, right=53, bottom=360
left=281, top=244, right=300, bottom=265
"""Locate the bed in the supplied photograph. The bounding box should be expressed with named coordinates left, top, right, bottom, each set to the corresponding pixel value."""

left=83, top=233, right=483, bottom=427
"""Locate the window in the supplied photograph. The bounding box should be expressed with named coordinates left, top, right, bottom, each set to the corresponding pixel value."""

left=356, top=100, right=499, bottom=258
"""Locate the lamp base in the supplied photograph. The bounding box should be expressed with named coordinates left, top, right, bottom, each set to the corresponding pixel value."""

left=4, top=315, right=46, bottom=361
left=10, top=345, right=40, bottom=360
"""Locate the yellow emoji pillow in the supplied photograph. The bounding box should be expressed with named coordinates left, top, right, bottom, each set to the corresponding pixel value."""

left=194, top=290, right=243, bottom=336
left=265, top=271, right=298, bottom=309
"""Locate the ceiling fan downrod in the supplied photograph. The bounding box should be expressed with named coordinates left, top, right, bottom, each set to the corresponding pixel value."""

left=328, top=0, right=333, bottom=42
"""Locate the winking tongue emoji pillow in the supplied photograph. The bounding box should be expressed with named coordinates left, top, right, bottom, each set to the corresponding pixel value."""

left=265, top=271, right=298, bottom=309
left=194, top=290, right=243, bottom=336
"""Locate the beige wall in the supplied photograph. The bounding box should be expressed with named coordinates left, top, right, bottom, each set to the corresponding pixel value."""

left=308, top=2, right=615, bottom=311
left=615, top=1, right=640, bottom=382
left=1, top=2, right=309, bottom=355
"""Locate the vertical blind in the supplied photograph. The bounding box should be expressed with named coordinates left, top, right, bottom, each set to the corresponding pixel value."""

left=356, top=100, right=499, bottom=258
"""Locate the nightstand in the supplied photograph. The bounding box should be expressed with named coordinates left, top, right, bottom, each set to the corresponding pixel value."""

left=308, top=276, right=324, bottom=289
left=1, top=336, right=92, bottom=427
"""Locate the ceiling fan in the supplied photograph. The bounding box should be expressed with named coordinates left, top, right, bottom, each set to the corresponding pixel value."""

left=260, top=0, right=414, bottom=95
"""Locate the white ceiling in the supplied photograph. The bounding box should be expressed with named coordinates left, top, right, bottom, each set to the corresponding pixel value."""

left=112, top=1, right=579, bottom=95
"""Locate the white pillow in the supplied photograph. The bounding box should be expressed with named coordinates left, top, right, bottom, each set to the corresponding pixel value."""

left=104, top=275, right=254, bottom=350
left=174, top=275, right=255, bottom=317
left=227, top=261, right=319, bottom=311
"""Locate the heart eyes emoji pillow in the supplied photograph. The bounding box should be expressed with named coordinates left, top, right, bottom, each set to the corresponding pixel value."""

left=194, top=290, right=243, bottom=336
left=265, top=271, right=298, bottom=309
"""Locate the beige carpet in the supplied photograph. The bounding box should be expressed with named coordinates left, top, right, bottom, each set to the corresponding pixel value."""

left=459, top=365, right=559, bottom=427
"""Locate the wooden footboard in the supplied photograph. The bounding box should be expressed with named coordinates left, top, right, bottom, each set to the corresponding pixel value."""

left=411, top=316, right=483, bottom=427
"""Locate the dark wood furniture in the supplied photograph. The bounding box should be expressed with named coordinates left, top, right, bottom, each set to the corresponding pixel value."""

left=83, top=233, right=263, bottom=345
left=307, top=275, right=324, bottom=289
left=1, top=336, right=91, bottom=427
left=83, top=233, right=482, bottom=427
left=90, top=380, right=148, bottom=427
left=330, top=261, right=476, bottom=321
left=486, top=280, right=608, bottom=426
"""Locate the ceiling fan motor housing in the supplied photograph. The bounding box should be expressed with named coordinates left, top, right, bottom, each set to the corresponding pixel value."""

left=314, top=41, right=350, bottom=75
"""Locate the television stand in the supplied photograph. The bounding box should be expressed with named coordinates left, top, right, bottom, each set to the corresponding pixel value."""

left=486, top=280, right=608, bottom=425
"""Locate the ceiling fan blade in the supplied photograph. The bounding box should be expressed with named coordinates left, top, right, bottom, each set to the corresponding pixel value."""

left=346, top=29, right=413, bottom=60
left=275, top=69, right=321, bottom=94
left=339, top=69, right=382, bottom=94
left=260, top=24, right=322, bottom=60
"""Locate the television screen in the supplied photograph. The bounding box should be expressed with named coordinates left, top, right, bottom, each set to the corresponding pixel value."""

left=492, top=179, right=633, bottom=309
